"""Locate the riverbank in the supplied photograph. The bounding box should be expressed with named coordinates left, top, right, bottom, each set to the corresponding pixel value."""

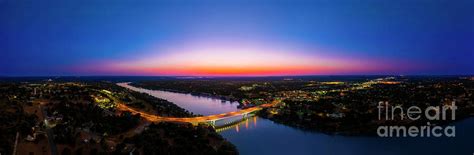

left=129, top=77, right=474, bottom=137
left=121, top=82, right=474, bottom=155
left=130, top=82, right=239, bottom=101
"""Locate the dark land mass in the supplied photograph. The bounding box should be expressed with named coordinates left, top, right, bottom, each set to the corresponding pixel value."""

left=130, top=76, right=474, bottom=136
left=0, top=81, right=237, bottom=155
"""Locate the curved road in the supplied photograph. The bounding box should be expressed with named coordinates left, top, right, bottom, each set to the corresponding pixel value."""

left=116, top=100, right=279, bottom=124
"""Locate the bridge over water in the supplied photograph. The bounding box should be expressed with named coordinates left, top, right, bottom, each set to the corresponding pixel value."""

left=117, top=100, right=278, bottom=126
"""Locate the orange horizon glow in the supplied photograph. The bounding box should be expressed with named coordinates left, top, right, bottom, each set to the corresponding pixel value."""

left=69, top=41, right=417, bottom=76
left=116, top=65, right=343, bottom=76
left=75, top=60, right=387, bottom=76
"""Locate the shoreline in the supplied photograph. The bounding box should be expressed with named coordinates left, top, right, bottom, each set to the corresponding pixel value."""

left=124, top=82, right=474, bottom=138
left=128, top=82, right=242, bottom=103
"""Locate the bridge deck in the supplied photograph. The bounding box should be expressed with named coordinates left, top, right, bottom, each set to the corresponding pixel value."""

left=117, top=101, right=277, bottom=124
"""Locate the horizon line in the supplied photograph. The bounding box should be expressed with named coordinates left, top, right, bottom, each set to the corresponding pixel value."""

left=1, top=74, right=473, bottom=78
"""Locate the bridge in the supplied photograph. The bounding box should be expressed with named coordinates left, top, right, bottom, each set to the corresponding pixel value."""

left=116, top=100, right=279, bottom=126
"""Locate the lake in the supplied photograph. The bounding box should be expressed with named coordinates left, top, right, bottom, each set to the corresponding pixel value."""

left=118, top=82, right=473, bottom=155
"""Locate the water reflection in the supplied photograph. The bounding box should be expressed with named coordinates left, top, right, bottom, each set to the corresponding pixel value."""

left=215, top=116, right=258, bottom=133
left=118, top=83, right=474, bottom=155
left=118, top=82, right=239, bottom=115
left=219, top=115, right=474, bottom=155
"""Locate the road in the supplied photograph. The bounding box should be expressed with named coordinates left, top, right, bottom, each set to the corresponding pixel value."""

left=116, top=100, right=279, bottom=124
left=40, top=105, right=58, bottom=155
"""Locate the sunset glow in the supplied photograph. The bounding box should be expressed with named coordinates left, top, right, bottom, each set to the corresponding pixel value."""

left=2, top=0, right=472, bottom=76
left=72, top=41, right=405, bottom=76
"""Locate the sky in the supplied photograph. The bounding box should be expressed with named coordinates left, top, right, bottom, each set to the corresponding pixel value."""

left=1, top=0, right=473, bottom=76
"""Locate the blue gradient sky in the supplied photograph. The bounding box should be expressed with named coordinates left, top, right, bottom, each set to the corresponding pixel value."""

left=1, top=0, right=473, bottom=76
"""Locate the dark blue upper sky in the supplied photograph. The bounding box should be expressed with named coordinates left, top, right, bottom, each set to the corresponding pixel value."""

left=1, top=0, right=473, bottom=76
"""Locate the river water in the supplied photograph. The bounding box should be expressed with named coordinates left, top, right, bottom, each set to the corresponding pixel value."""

left=117, top=83, right=473, bottom=155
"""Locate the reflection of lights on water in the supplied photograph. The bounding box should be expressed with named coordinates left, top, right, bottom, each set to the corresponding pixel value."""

left=245, top=119, right=249, bottom=129
left=215, top=116, right=259, bottom=133
left=253, top=117, right=257, bottom=127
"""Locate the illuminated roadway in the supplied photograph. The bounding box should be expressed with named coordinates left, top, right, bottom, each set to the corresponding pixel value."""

left=116, top=100, right=279, bottom=125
